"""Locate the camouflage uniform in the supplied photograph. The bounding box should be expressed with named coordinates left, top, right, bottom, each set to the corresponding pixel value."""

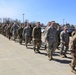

left=3, top=24, right=7, bottom=36
left=71, top=30, right=76, bottom=36
left=7, top=24, right=12, bottom=40
left=45, top=25, right=57, bottom=60
left=70, top=33, right=76, bottom=73
left=44, top=26, right=51, bottom=49
left=23, top=26, right=31, bottom=47
left=57, top=26, right=61, bottom=49
left=44, top=22, right=51, bottom=50
left=11, top=24, right=19, bottom=41
left=18, top=26, right=23, bottom=44
left=1, top=24, right=5, bottom=35
left=32, top=26, right=41, bottom=53
left=60, top=30, right=69, bottom=57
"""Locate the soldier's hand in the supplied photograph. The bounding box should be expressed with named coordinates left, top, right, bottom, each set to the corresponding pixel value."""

left=62, top=42, right=66, bottom=45
left=33, top=38, right=35, bottom=40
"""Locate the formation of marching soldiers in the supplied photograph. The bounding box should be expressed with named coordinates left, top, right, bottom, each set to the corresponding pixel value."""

left=0, top=21, right=76, bottom=74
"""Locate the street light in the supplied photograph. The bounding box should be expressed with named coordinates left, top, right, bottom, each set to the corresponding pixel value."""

left=63, top=19, right=65, bottom=25
left=22, top=13, right=25, bottom=25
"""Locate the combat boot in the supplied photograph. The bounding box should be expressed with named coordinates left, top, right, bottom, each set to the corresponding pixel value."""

left=60, top=54, right=65, bottom=58
left=69, top=63, right=76, bottom=74
left=48, top=51, right=53, bottom=61
left=64, top=55, right=67, bottom=58
left=37, top=47, right=40, bottom=53
left=34, top=47, right=37, bottom=53
left=71, top=69, right=76, bottom=74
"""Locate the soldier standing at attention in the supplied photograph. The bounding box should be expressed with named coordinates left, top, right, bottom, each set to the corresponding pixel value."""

left=69, top=31, right=76, bottom=74
left=60, top=26, right=69, bottom=58
left=45, top=21, right=57, bottom=61
left=32, top=22, right=41, bottom=53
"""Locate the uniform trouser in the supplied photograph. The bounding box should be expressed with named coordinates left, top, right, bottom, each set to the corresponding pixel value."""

left=13, top=32, right=18, bottom=41
left=70, top=53, right=76, bottom=69
left=44, top=39, right=47, bottom=49
left=60, top=43, right=69, bottom=55
left=57, top=38, right=60, bottom=48
left=33, top=39, right=41, bottom=50
left=47, top=41, right=57, bottom=56
left=7, top=33, right=12, bottom=39
left=25, top=35, right=31, bottom=45
left=19, top=35, right=23, bottom=44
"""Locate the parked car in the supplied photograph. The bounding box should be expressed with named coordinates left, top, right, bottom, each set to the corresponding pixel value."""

left=60, top=28, right=75, bottom=36
left=41, top=27, right=45, bottom=33
left=68, top=28, right=75, bottom=36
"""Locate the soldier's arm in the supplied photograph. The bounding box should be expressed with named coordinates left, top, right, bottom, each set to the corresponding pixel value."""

left=60, top=31, right=64, bottom=43
left=70, top=40, right=75, bottom=54
left=40, top=28, right=41, bottom=39
left=11, top=26, right=13, bottom=31
left=17, top=28, right=19, bottom=34
left=71, top=31, right=75, bottom=36
left=32, top=27, right=35, bottom=38
left=56, top=29, right=58, bottom=42
left=22, top=28, right=25, bottom=35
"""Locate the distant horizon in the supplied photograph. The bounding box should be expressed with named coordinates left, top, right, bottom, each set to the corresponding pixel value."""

left=0, top=0, right=76, bottom=25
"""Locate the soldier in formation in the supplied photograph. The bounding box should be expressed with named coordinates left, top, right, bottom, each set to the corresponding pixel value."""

left=57, top=26, right=61, bottom=49
left=18, top=25, right=23, bottom=44
left=11, top=23, right=19, bottom=41
left=45, top=21, right=57, bottom=60
left=60, top=26, right=69, bottom=58
left=69, top=30, right=76, bottom=74
left=6, top=24, right=12, bottom=40
left=32, top=22, right=41, bottom=53
left=44, top=22, right=51, bottom=50
left=23, top=23, right=32, bottom=47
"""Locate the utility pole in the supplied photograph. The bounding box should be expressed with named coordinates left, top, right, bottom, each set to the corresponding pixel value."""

left=63, top=19, right=65, bottom=25
left=22, top=13, right=25, bottom=25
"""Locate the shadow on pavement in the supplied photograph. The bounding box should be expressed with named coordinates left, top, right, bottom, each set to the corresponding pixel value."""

left=53, top=58, right=71, bottom=64
left=39, top=52, right=47, bottom=56
left=53, top=53, right=60, bottom=56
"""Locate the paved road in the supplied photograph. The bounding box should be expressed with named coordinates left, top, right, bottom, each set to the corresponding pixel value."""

left=0, top=34, right=75, bottom=75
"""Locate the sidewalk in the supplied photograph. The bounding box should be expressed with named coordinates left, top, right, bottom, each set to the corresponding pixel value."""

left=0, top=34, right=75, bottom=75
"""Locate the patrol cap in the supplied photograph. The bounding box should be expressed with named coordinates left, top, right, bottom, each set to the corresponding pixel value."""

left=36, top=22, right=40, bottom=26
